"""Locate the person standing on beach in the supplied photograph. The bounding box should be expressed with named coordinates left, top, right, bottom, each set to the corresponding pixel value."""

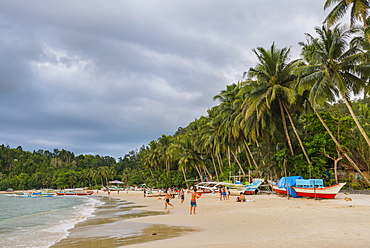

left=190, top=188, right=201, bottom=214
left=164, top=190, right=174, bottom=209
left=180, top=188, right=185, bottom=204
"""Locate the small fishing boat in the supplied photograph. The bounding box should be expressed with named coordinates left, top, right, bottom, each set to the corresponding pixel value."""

left=292, top=179, right=346, bottom=199
left=269, top=177, right=346, bottom=199
left=244, top=179, right=263, bottom=195
left=56, top=189, right=94, bottom=196
left=16, top=192, right=55, bottom=198
left=194, top=181, right=246, bottom=193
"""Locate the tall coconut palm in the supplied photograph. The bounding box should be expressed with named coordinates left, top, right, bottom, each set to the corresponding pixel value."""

left=295, top=25, right=370, bottom=148
left=324, top=0, right=369, bottom=30
left=243, top=43, right=311, bottom=166
left=157, top=134, right=173, bottom=175
left=175, top=134, right=206, bottom=181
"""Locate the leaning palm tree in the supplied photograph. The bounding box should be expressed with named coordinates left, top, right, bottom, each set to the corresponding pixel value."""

left=295, top=25, right=370, bottom=148
left=295, top=25, right=370, bottom=185
left=324, top=0, right=369, bottom=31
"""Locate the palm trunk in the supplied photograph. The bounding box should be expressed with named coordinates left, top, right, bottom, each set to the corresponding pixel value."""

left=181, top=167, right=189, bottom=188
left=243, top=140, right=259, bottom=170
left=314, top=108, right=370, bottom=186
left=282, top=103, right=311, bottom=165
left=339, top=90, right=370, bottom=148
left=231, top=150, right=246, bottom=175
left=216, top=154, right=223, bottom=174
left=210, top=152, right=219, bottom=180
left=255, top=140, right=267, bottom=167
left=278, top=98, right=294, bottom=155
left=195, top=165, right=203, bottom=180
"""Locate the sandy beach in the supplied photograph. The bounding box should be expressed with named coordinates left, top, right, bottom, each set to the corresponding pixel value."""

left=65, top=190, right=370, bottom=248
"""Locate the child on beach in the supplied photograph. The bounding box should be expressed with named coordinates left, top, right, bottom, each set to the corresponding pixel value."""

left=164, top=190, right=174, bottom=209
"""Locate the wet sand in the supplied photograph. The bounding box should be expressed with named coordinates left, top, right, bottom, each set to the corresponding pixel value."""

left=51, top=194, right=193, bottom=248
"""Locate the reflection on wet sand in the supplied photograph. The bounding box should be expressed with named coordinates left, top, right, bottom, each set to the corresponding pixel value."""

left=51, top=196, right=194, bottom=248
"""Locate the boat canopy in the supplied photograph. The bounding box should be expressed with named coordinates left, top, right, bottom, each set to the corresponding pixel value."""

left=277, top=176, right=303, bottom=198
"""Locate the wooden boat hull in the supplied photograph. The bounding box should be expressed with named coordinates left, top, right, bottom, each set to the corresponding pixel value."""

left=271, top=184, right=287, bottom=195
left=244, top=190, right=256, bottom=195
left=292, top=183, right=346, bottom=199
left=56, top=191, right=93, bottom=196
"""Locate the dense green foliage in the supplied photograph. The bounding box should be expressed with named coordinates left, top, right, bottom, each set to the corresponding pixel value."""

left=1, top=3, right=370, bottom=190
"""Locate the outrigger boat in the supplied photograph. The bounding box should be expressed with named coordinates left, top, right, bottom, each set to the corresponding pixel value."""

left=56, top=189, right=94, bottom=196
left=244, top=179, right=263, bottom=195
left=194, top=180, right=262, bottom=194
left=16, top=192, right=55, bottom=198
left=269, top=177, right=346, bottom=199
left=194, top=181, right=223, bottom=193
left=293, top=179, right=346, bottom=199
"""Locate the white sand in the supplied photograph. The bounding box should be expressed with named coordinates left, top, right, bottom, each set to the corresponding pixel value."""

left=95, top=190, right=370, bottom=248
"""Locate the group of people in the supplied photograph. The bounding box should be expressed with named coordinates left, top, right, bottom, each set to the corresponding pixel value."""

left=164, top=188, right=201, bottom=214
left=219, top=186, right=230, bottom=200
left=163, top=186, right=248, bottom=214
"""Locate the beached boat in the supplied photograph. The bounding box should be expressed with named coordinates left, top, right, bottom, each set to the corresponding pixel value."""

left=269, top=177, right=346, bottom=199
left=269, top=181, right=288, bottom=195
left=244, top=179, right=263, bottom=195
left=56, top=190, right=93, bottom=196
left=194, top=181, right=254, bottom=194
left=293, top=179, right=346, bottom=199
left=194, top=181, right=222, bottom=193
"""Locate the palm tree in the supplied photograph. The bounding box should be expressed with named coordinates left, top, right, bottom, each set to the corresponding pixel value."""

left=295, top=25, right=370, bottom=185
left=324, top=0, right=369, bottom=30
left=158, top=135, right=173, bottom=175
left=243, top=43, right=311, bottom=166
left=142, top=140, right=161, bottom=175
left=295, top=25, right=370, bottom=148
left=175, top=134, right=206, bottom=181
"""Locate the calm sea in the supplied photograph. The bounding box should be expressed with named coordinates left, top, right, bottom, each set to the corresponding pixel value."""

left=0, top=194, right=103, bottom=248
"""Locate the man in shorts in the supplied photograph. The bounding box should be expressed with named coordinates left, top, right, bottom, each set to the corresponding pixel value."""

left=164, top=190, right=174, bottom=209
left=190, top=188, right=201, bottom=214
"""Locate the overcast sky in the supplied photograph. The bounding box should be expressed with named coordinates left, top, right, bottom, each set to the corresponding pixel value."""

left=0, top=1, right=330, bottom=158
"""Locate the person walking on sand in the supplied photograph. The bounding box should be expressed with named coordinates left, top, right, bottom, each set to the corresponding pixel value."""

left=164, top=190, right=174, bottom=209
left=190, top=188, right=201, bottom=214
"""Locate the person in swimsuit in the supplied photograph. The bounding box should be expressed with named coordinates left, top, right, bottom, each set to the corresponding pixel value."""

left=237, top=192, right=246, bottom=202
left=180, top=188, right=185, bottom=204
left=190, top=188, right=201, bottom=214
left=221, top=186, right=227, bottom=200
left=164, top=190, right=174, bottom=209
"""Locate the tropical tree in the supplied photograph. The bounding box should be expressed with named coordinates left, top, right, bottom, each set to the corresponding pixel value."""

left=295, top=25, right=370, bottom=148
left=157, top=135, right=173, bottom=175
left=242, top=43, right=311, bottom=167
left=324, top=0, right=369, bottom=30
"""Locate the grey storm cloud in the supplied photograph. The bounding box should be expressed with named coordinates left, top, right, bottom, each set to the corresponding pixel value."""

left=0, top=0, right=329, bottom=158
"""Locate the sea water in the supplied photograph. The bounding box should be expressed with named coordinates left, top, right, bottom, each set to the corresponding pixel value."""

left=0, top=194, right=103, bottom=248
